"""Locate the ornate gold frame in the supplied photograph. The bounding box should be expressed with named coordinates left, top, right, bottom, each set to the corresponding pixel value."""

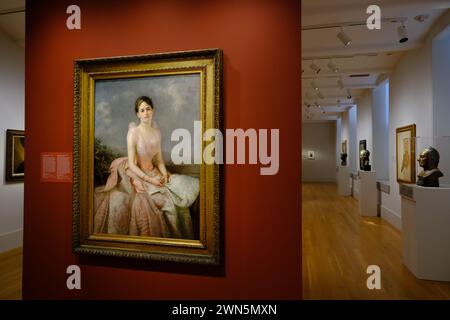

left=5, top=129, right=25, bottom=183
left=396, top=124, right=416, bottom=184
left=73, top=49, right=222, bottom=265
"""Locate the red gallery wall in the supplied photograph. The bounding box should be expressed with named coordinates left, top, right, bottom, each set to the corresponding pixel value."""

left=23, top=0, right=301, bottom=299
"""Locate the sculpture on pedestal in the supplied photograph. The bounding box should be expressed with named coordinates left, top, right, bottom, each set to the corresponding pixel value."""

left=359, top=149, right=371, bottom=171
left=340, top=153, right=347, bottom=166
left=416, top=147, right=443, bottom=187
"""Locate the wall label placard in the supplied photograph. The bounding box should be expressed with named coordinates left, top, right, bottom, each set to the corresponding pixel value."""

left=41, top=152, right=73, bottom=182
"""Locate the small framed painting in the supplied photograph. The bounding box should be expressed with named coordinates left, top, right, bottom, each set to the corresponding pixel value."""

left=5, top=129, right=25, bottom=183
left=396, top=124, right=416, bottom=183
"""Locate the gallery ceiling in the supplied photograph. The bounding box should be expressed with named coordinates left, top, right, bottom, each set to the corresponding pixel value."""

left=0, top=1, right=449, bottom=123
left=0, top=0, right=25, bottom=47
left=301, top=0, right=449, bottom=122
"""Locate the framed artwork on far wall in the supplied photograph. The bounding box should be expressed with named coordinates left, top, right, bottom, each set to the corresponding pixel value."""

left=359, top=140, right=367, bottom=169
left=307, top=150, right=315, bottom=160
left=359, top=140, right=367, bottom=152
left=396, top=124, right=416, bottom=183
left=341, top=140, right=347, bottom=154
left=72, top=49, right=223, bottom=265
left=5, top=129, right=25, bottom=183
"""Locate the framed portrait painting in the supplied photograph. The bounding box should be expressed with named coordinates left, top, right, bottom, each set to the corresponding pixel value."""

left=73, top=49, right=222, bottom=265
left=359, top=140, right=366, bottom=169
left=359, top=140, right=366, bottom=153
left=341, top=140, right=347, bottom=154
left=396, top=124, right=416, bottom=183
left=307, top=151, right=315, bottom=160
left=5, top=129, right=25, bottom=182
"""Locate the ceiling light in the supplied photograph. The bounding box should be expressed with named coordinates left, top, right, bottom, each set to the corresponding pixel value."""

left=337, top=78, right=344, bottom=89
left=347, top=88, right=352, bottom=99
left=310, top=61, right=321, bottom=74
left=397, top=23, right=408, bottom=43
left=337, top=27, right=351, bottom=46
left=327, top=60, right=339, bottom=73
left=311, top=81, right=319, bottom=91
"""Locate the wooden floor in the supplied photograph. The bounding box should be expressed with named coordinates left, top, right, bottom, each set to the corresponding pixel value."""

left=0, top=247, right=22, bottom=300
left=3, top=185, right=450, bottom=300
left=302, top=182, right=450, bottom=300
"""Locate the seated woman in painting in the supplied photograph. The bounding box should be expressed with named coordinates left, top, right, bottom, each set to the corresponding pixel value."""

left=94, top=96, right=199, bottom=239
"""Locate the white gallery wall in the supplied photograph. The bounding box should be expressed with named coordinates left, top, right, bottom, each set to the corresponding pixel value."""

left=354, top=91, right=374, bottom=198
left=338, top=107, right=357, bottom=195
left=357, top=90, right=373, bottom=158
left=302, top=122, right=336, bottom=182
left=381, top=10, right=450, bottom=231
left=335, top=117, right=342, bottom=167
left=0, top=30, right=25, bottom=252
left=432, top=24, right=450, bottom=186
left=348, top=106, right=357, bottom=172
left=340, top=106, right=358, bottom=172
left=372, top=80, right=389, bottom=181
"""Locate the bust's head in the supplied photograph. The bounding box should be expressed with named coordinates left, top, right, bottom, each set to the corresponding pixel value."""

left=360, top=149, right=370, bottom=160
left=418, top=147, right=440, bottom=170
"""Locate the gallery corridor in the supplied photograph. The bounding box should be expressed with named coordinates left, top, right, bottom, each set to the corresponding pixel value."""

left=302, top=182, right=450, bottom=299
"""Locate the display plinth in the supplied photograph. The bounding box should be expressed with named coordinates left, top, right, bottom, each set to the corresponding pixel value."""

left=337, top=166, right=351, bottom=196
left=401, top=184, right=450, bottom=281
left=358, top=170, right=377, bottom=216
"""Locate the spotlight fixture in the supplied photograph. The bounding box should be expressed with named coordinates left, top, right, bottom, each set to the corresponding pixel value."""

left=397, top=22, right=408, bottom=43
left=337, top=27, right=351, bottom=46
left=311, top=80, right=319, bottom=91
left=327, top=60, right=339, bottom=73
left=310, top=61, right=321, bottom=74
left=346, top=88, right=352, bottom=99
left=317, top=91, right=325, bottom=99
left=337, top=78, right=344, bottom=89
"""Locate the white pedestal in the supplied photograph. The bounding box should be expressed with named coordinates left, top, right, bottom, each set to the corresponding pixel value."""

left=401, top=185, right=450, bottom=281
left=337, top=166, right=350, bottom=196
left=358, top=170, right=377, bottom=216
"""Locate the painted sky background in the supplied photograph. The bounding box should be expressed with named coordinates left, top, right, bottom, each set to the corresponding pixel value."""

left=94, top=74, right=200, bottom=164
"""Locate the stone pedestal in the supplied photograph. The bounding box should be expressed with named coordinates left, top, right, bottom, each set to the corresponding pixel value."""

left=337, top=166, right=350, bottom=196
left=401, top=184, right=450, bottom=281
left=358, top=170, right=377, bottom=216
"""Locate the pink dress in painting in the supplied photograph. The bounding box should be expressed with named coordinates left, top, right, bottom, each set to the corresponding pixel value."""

left=93, top=123, right=199, bottom=239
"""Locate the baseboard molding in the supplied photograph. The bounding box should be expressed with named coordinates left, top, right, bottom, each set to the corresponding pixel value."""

left=380, top=206, right=402, bottom=231
left=0, top=229, right=23, bottom=253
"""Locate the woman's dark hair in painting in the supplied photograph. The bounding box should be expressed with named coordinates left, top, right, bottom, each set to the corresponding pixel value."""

left=134, top=96, right=154, bottom=113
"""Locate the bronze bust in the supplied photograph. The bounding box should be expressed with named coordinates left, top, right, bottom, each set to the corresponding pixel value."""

left=416, top=147, right=443, bottom=187
left=340, top=153, right=347, bottom=166
left=359, top=149, right=371, bottom=171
